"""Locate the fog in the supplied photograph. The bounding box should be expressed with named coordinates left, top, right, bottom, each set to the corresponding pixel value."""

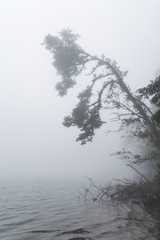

left=0, top=0, right=160, bottom=180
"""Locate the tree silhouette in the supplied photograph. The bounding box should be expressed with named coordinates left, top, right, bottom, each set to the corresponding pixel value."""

left=43, top=29, right=160, bottom=147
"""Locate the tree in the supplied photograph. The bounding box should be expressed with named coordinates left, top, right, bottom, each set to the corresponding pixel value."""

left=43, top=30, right=160, bottom=232
left=43, top=29, right=160, bottom=147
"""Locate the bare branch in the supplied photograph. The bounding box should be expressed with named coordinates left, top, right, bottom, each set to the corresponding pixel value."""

left=126, top=164, right=151, bottom=182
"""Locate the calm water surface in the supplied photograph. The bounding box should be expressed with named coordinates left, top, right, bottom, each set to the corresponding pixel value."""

left=0, top=178, right=156, bottom=240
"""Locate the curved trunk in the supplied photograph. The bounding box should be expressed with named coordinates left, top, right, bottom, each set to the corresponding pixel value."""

left=119, top=77, right=160, bottom=148
left=102, top=58, right=160, bottom=148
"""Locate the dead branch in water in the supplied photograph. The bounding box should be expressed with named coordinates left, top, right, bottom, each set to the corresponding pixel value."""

left=79, top=171, right=160, bottom=224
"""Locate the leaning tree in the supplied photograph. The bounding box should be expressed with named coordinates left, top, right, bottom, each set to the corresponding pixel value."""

left=43, top=29, right=160, bottom=148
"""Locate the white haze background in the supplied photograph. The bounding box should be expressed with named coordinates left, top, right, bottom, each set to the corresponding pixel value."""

left=0, top=0, right=160, bottom=180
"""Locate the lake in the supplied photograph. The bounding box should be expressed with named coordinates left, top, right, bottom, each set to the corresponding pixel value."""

left=0, top=178, right=157, bottom=240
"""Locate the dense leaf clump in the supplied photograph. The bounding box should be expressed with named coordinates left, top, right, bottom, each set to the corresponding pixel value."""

left=43, top=29, right=89, bottom=96
left=138, top=76, right=160, bottom=126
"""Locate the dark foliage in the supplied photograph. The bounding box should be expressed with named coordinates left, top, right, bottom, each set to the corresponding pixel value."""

left=138, top=76, right=160, bottom=126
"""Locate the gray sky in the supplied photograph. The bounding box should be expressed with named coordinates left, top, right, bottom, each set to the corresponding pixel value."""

left=0, top=0, right=160, bottom=180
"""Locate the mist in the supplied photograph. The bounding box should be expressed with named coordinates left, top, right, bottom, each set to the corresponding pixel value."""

left=1, top=0, right=160, bottom=181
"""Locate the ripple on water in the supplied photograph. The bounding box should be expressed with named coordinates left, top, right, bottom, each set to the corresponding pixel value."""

left=0, top=179, right=157, bottom=240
